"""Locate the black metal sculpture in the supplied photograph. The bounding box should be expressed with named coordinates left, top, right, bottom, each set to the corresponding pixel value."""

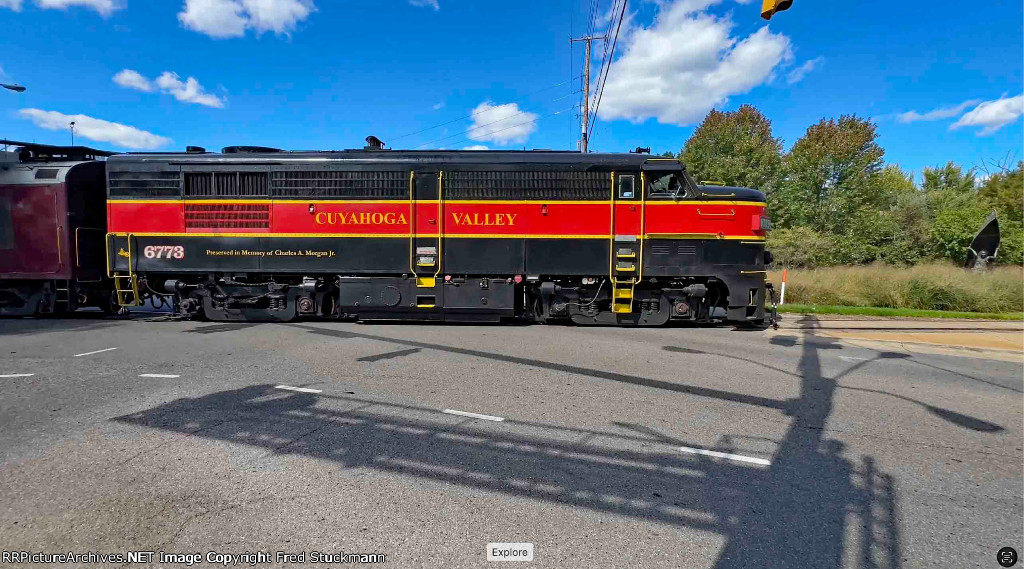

left=965, top=211, right=1000, bottom=271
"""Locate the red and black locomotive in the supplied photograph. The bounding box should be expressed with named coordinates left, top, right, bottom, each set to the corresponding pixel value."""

left=0, top=141, right=120, bottom=316
left=105, top=144, right=772, bottom=325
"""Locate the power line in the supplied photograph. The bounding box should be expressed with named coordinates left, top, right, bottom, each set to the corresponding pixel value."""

left=591, top=0, right=618, bottom=98
left=569, top=0, right=576, bottom=148
left=411, top=91, right=581, bottom=149
left=586, top=0, right=599, bottom=36
left=588, top=0, right=628, bottom=141
left=388, top=76, right=582, bottom=144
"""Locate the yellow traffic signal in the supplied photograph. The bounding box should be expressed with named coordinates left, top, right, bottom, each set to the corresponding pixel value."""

left=761, top=0, right=793, bottom=20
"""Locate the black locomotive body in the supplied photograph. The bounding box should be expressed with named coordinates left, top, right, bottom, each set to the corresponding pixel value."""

left=106, top=148, right=772, bottom=325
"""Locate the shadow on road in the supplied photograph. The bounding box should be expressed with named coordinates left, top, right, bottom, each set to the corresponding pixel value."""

left=113, top=319, right=904, bottom=568
left=184, top=323, right=262, bottom=334
left=0, top=312, right=121, bottom=337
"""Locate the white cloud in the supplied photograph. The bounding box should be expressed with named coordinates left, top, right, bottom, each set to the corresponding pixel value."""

left=242, top=0, right=315, bottom=34
left=18, top=109, right=171, bottom=149
left=896, top=99, right=980, bottom=123
left=597, top=0, right=792, bottom=126
left=433, top=101, right=445, bottom=110
left=112, top=69, right=225, bottom=108
left=951, top=94, right=1023, bottom=135
left=2, top=0, right=122, bottom=11
left=178, top=0, right=315, bottom=38
left=33, top=0, right=119, bottom=15
left=155, top=72, right=225, bottom=108
left=409, top=0, right=439, bottom=9
left=786, top=56, right=823, bottom=84
left=112, top=69, right=154, bottom=92
left=466, top=102, right=538, bottom=145
left=178, top=0, right=247, bottom=37
left=462, top=145, right=488, bottom=150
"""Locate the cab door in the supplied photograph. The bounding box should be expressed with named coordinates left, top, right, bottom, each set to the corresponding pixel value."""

left=411, top=171, right=441, bottom=288
left=609, top=172, right=642, bottom=312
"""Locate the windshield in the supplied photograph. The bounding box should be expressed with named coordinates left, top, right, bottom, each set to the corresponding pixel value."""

left=648, top=173, right=689, bottom=199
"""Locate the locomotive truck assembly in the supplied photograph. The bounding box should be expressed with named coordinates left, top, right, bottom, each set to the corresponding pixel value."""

left=105, top=143, right=773, bottom=325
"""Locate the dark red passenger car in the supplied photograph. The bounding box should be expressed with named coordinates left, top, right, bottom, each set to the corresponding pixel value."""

left=0, top=141, right=117, bottom=316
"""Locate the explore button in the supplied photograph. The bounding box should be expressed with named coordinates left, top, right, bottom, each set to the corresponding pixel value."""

left=487, top=543, right=534, bottom=562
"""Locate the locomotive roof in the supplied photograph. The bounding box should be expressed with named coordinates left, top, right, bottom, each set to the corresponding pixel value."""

left=108, top=149, right=766, bottom=200
left=108, top=149, right=669, bottom=169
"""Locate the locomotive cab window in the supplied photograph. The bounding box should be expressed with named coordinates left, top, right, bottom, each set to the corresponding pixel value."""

left=647, top=173, right=689, bottom=200
left=617, top=174, right=635, bottom=199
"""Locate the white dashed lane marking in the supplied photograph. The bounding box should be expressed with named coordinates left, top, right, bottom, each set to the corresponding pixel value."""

left=442, top=409, right=505, bottom=422
left=678, top=446, right=771, bottom=466
left=274, top=385, right=323, bottom=394
left=0, top=374, right=35, bottom=378
left=74, top=347, right=118, bottom=357
left=139, top=374, right=180, bottom=378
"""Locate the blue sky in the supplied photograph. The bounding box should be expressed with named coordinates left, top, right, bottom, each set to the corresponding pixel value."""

left=1, top=0, right=1021, bottom=179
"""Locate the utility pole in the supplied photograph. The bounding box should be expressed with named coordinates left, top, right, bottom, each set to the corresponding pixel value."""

left=69, top=121, right=75, bottom=146
left=570, top=35, right=604, bottom=153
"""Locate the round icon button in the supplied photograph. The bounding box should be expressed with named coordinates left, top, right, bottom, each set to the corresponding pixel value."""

left=998, top=546, right=1018, bottom=568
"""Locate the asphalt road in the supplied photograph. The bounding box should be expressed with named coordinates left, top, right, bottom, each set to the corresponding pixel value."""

left=0, top=314, right=1021, bottom=568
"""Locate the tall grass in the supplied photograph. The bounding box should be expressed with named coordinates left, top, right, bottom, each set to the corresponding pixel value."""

left=769, top=263, right=1024, bottom=313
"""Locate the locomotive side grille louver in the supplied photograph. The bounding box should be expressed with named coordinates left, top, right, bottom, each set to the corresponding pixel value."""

left=651, top=245, right=672, bottom=255
left=184, top=173, right=213, bottom=197
left=270, top=170, right=406, bottom=199
left=184, top=203, right=270, bottom=229
left=185, top=172, right=269, bottom=197
left=678, top=245, right=697, bottom=255
left=108, top=170, right=181, bottom=198
left=446, top=171, right=607, bottom=200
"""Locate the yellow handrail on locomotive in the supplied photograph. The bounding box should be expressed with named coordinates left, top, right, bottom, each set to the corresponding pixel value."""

left=408, top=170, right=416, bottom=277
left=434, top=170, right=444, bottom=280
left=608, top=172, right=615, bottom=285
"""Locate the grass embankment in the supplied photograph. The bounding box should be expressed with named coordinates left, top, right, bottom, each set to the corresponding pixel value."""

left=768, top=263, right=1024, bottom=319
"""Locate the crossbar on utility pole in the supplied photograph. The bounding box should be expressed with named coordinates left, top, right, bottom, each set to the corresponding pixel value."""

left=570, top=35, right=605, bottom=153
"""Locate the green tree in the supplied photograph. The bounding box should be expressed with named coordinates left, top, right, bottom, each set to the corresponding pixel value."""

left=921, top=162, right=977, bottom=195
left=929, top=204, right=992, bottom=263
left=978, top=162, right=1024, bottom=264
left=774, top=115, right=886, bottom=234
left=681, top=104, right=783, bottom=191
left=978, top=161, right=1023, bottom=224
left=872, top=164, right=929, bottom=264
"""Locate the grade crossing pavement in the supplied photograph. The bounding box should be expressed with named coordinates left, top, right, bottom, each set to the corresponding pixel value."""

left=0, top=314, right=1020, bottom=568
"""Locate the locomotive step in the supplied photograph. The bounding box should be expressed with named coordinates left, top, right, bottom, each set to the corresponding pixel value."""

left=113, top=273, right=141, bottom=306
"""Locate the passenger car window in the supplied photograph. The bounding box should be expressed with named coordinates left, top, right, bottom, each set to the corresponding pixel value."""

left=617, top=174, right=635, bottom=199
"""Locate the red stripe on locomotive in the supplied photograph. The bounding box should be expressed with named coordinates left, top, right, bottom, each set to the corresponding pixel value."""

left=107, top=200, right=766, bottom=238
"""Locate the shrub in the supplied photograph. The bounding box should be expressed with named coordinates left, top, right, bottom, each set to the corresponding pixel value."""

left=768, top=263, right=1024, bottom=313
left=929, top=205, right=992, bottom=263
left=766, top=227, right=835, bottom=268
